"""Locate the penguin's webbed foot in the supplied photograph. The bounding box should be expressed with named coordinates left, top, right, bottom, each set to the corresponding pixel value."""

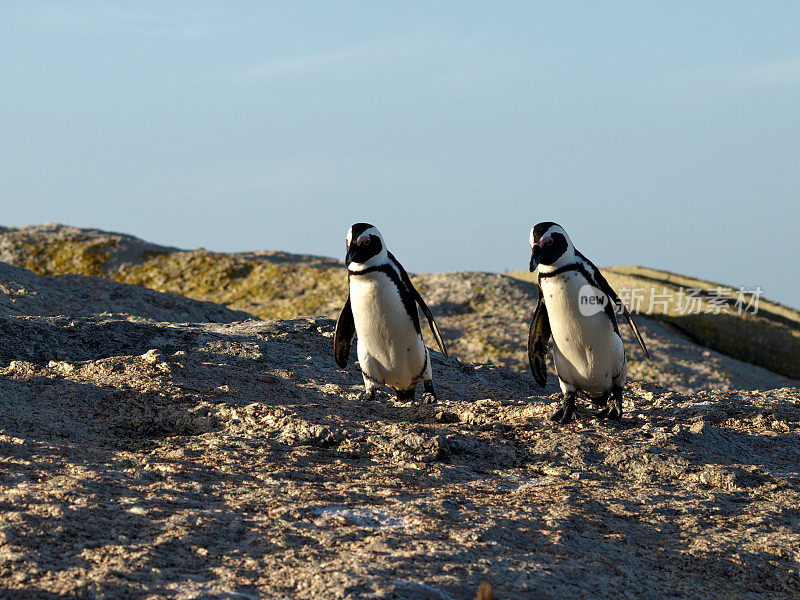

left=357, top=389, right=379, bottom=402
left=550, top=392, right=576, bottom=425
left=597, top=398, right=622, bottom=420
left=550, top=405, right=575, bottom=424
left=421, top=381, right=438, bottom=405
left=597, top=387, right=623, bottom=420
left=395, top=388, right=416, bottom=403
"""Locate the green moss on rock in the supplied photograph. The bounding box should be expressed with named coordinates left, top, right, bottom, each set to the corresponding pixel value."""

left=114, top=251, right=348, bottom=319
left=23, top=239, right=112, bottom=277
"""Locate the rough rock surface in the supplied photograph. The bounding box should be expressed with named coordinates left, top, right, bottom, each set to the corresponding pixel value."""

left=0, top=261, right=799, bottom=599
left=0, top=223, right=346, bottom=319
left=0, top=262, right=250, bottom=324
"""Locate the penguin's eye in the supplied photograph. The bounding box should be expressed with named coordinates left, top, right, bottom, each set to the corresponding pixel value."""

left=543, top=238, right=553, bottom=246
left=360, top=237, right=370, bottom=246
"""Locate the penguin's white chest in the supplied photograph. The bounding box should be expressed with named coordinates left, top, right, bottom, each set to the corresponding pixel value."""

left=349, top=272, right=426, bottom=388
left=540, top=271, right=625, bottom=395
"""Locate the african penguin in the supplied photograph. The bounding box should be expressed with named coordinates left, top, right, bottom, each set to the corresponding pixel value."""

left=527, top=222, right=649, bottom=424
left=333, top=223, right=448, bottom=403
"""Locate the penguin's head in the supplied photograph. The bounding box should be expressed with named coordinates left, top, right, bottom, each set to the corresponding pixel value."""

left=529, top=222, right=573, bottom=272
left=345, top=222, right=387, bottom=268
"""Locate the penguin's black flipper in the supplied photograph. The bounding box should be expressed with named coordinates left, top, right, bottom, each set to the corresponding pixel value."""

left=528, top=289, right=551, bottom=388
left=411, top=290, right=448, bottom=358
left=619, top=305, right=649, bottom=359
left=334, top=296, right=356, bottom=367
left=600, top=278, right=650, bottom=359
left=579, top=254, right=651, bottom=359
left=388, top=252, right=448, bottom=358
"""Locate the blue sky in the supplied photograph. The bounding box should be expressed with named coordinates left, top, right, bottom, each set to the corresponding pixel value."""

left=2, top=2, right=799, bottom=307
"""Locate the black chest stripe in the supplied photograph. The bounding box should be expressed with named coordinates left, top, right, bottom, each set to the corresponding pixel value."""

left=348, top=265, right=422, bottom=334
left=537, top=263, right=584, bottom=279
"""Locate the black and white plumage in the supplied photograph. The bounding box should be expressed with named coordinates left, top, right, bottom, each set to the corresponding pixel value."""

left=527, top=222, right=649, bottom=424
left=334, top=223, right=448, bottom=403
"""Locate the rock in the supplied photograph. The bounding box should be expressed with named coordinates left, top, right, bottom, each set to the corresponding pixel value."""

left=141, top=349, right=163, bottom=364
left=0, top=232, right=798, bottom=599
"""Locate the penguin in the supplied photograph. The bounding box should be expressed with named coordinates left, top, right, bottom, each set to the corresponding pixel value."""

left=527, top=222, right=649, bottom=424
left=333, top=223, right=448, bottom=403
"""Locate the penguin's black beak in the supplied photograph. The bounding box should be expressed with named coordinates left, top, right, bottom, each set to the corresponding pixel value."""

left=529, top=247, right=541, bottom=272
left=346, top=245, right=367, bottom=265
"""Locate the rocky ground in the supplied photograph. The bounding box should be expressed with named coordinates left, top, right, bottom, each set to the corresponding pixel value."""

left=1, top=256, right=799, bottom=599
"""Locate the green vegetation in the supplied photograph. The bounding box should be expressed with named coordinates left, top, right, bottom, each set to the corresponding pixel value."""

left=114, top=251, right=348, bottom=320
left=23, top=238, right=115, bottom=277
